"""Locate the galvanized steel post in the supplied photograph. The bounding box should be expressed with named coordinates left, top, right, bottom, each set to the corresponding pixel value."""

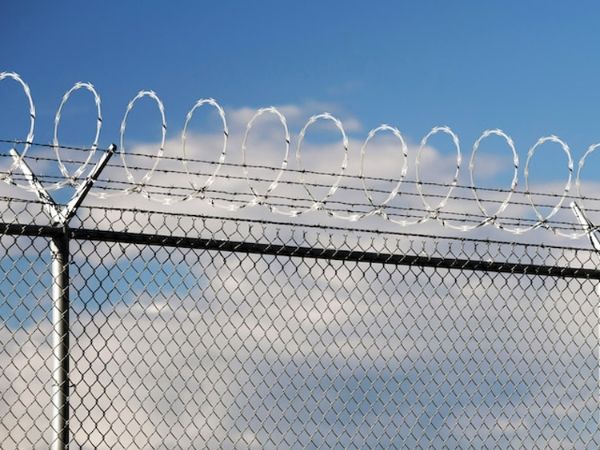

left=50, top=230, right=70, bottom=450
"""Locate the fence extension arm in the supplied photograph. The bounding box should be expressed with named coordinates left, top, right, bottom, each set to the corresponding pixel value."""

left=10, top=144, right=116, bottom=225
left=571, top=201, right=600, bottom=252
left=9, top=148, right=63, bottom=224
left=62, top=144, right=116, bottom=223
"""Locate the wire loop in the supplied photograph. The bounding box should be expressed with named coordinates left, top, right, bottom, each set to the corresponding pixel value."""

left=0, top=71, right=598, bottom=240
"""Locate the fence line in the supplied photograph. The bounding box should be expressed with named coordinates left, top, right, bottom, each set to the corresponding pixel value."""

left=0, top=71, right=599, bottom=448
left=0, top=221, right=598, bottom=281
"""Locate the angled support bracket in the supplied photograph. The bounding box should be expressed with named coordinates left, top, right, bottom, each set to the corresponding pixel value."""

left=9, top=144, right=115, bottom=450
left=9, top=148, right=63, bottom=224
left=62, top=144, right=116, bottom=223
left=571, top=201, right=600, bottom=252
left=10, top=144, right=116, bottom=225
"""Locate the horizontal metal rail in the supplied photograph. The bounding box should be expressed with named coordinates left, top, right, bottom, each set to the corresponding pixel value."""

left=0, top=222, right=598, bottom=280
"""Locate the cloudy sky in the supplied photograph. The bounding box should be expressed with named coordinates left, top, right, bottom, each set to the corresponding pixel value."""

left=0, top=2, right=599, bottom=449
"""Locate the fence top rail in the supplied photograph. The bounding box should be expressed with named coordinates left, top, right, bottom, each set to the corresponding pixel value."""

left=1, top=218, right=599, bottom=280
left=0, top=197, right=597, bottom=252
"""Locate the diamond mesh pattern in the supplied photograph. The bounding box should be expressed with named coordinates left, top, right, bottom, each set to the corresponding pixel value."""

left=0, top=235, right=52, bottom=448
left=0, top=208, right=598, bottom=449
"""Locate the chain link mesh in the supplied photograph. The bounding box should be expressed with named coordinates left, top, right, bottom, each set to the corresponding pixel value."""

left=0, top=233, right=53, bottom=448
left=0, top=201, right=598, bottom=449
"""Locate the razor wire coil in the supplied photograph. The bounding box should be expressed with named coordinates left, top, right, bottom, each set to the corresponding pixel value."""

left=2, top=71, right=600, bottom=239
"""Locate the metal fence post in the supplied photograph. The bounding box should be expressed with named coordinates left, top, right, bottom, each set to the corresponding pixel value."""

left=10, top=144, right=116, bottom=449
left=50, top=229, right=70, bottom=450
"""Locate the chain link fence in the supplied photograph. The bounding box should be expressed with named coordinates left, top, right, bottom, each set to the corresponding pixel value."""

left=0, top=199, right=599, bottom=449
left=0, top=71, right=599, bottom=449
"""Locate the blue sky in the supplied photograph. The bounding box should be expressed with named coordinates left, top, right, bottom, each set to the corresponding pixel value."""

left=2, top=1, right=600, bottom=155
left=1, top=4, right=599, bottom=447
